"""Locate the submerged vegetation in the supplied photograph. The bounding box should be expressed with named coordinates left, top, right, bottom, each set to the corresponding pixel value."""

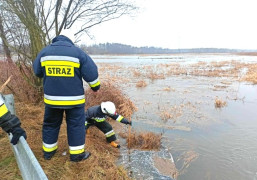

left=120, top=131, right=162, bottom=150
left=214, top=97, right=227, bottom=108
left=136, top=80, right=147, bottom=88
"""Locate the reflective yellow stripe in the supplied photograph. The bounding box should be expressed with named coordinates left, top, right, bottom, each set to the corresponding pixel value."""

left=117, top=115, right=124, bottom=122
left=69, top=148, right=85, bottom=155
left=44, top=98, right=85, bottom=106
left=0, top=104, right=8, bottom=117
left=43, top=145, right=58, bottom=152
left=41, top=61, right=80, bottom=68
left=106, top=132, right=115, bottom=137
left=93, top=118, right=105, bottom=122
left=89, top=80, right=100, bottom=88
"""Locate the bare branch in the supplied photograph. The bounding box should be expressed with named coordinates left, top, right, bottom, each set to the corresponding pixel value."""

left=55, top=0, right=62, bottom=35
left=58, top=0, right=73, bottom=33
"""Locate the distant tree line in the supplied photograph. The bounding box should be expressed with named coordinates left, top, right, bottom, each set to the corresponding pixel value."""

left=80, top=43, right=256, bottom=55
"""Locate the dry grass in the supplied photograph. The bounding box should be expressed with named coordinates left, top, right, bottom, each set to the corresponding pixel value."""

left=136, top=80, right=147, bottom=88
left=146, top=70, right=165, bottom=81
left=163, top=87, right=171, bottom=92
left=0, top=61, right=40, bottom=103
left=98, top=60, right=257, bottom=86
left=85, top=82, right=137, bottom=117
left=242, top=64, right=257, bottom=84
left=120, top=131, right=162, bottom=150
left=132, top=70, right=142, bottom=77
left=160, top=110, right=173, bottom=122
left=214, top=97, right=227, bottom=108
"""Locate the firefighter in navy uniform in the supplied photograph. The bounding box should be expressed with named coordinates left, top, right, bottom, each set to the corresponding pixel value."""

left=0, top=94, right=27, bottom=145
left=33, top=29, right=100, bottom=162
left=85, top=101, right=132, bottom=148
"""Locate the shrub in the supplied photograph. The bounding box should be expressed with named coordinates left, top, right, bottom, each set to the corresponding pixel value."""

left=0, top=61, right=40, bottom=103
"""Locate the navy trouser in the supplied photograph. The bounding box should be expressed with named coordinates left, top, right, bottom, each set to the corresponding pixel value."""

left=86, top=119, right=117, bottom=143
left=43, top=105, right=85, bottom=154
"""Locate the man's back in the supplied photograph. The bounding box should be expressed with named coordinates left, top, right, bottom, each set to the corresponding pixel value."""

left=33, top=35, right=100, bottom=108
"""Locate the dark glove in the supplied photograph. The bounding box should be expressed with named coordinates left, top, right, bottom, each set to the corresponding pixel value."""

left=10, top=127, right=27, bottom=145
left=120, top=118, right=132, bottom=126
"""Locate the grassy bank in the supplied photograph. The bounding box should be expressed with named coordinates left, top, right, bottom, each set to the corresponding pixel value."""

left=0, top=82, right=137, bottom=180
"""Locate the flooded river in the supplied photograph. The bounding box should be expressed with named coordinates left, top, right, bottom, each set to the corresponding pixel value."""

left=93, top=54, right=257, bottom=180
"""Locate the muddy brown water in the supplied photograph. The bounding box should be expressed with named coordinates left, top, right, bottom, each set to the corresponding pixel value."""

left=93, top=54, right=257, bottom=180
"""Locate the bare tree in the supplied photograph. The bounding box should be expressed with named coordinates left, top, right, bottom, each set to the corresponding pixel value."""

left=0, top=0, right=137, bottom=102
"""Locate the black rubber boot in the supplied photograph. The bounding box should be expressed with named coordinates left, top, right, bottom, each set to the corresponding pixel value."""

left=70, top=151, right=91, bottom=162
left=44, top=150, right=57, bottom=160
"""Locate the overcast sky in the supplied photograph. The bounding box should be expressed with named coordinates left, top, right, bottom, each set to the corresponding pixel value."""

left=82, top=0, right=257, bottom=49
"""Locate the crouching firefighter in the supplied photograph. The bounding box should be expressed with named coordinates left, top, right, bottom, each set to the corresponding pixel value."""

left=85, top=101, right=132, bottom=148
left=33, top=29, right=100, bottom=162
left=0, top=94, right=27, bottom=145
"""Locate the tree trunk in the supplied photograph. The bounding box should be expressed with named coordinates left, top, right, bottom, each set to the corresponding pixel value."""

left=0, top=15, right=12, bottom=62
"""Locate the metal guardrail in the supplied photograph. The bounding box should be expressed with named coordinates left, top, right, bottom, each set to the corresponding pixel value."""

left=4, top=94, right=48, bottom=180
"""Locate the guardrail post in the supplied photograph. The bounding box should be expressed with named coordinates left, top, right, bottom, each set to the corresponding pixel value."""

left=4, top=94, right=48, bottom=180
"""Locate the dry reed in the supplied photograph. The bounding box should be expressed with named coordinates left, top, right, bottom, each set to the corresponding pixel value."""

left=0, top=61, right=40, bottom=103
left=147, top=70, right=165, bottom=81
left=242, top=64, right=257, bottom=84
left=214, top=97, right=227, bottom=108
left=120, top=131, right=162, bottom=150
left=85, top=82, right=137, bottom=118
left=136, top=80, right=147, bottom=88
left=132, top=70, right=142, bottom=77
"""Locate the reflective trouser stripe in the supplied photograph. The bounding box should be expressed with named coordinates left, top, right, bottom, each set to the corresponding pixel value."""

left=0, top=103, right=8, bottom=117
left=105, top=130, right=115, bottom=138
left=43, top=142, right=58, bottom=152
left=69, top=144, right=85, bottom=155
left=116, top=115, right=124, bottom=122
left=88, top=78, right=100, bottom=88
left=44, top=98, right=85, bottom=106
left=44, top=94, right=85, bottom=106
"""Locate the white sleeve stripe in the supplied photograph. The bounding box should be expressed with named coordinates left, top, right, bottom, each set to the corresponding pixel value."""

left=88, top=78, right=99, bottom=85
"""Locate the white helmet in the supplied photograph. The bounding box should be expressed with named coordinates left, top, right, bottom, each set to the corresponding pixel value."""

left=60, top=29, right=75, bottom=43
left=101, top=101, right=116, bottom=115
